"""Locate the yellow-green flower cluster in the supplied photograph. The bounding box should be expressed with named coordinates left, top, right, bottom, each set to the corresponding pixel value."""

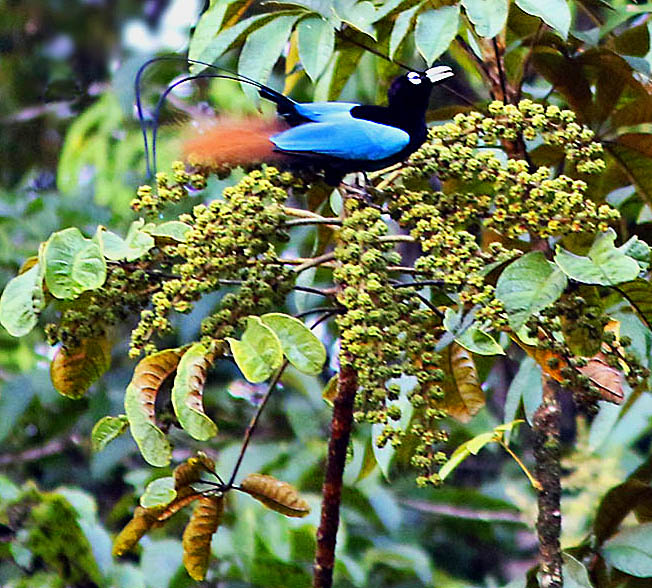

left=333, top=197, right=451, bottom=486
left=129, top=167, right=295, bottom=357
left=131, top=161, right=210, bottom=216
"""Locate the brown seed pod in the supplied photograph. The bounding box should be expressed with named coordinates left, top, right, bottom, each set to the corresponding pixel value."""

left=112, top=506, right=162, bottom=556
left=173, top=452, right=215, bottom=490
left=182, top=495, right=224, bottom=581
left=239, top=473, right=310, bottom=518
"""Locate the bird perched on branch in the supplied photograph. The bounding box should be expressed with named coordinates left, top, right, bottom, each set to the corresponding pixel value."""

left=138, top=59, right=454, bottom=185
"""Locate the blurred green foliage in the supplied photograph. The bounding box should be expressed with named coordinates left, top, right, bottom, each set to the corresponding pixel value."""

left=3, top=1, right=652, bottom=587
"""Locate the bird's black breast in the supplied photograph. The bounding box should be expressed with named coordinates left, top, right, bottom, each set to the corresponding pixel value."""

left=350, top=105, right=427, bottom=149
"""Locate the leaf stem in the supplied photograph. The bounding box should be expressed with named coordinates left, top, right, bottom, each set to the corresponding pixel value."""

left=498, top=440, right=542, bottom=491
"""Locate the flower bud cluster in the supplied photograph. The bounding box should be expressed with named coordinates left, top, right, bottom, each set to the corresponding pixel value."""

left=127, top=167, right=296, bottom=357
left=45, top=263, right=158, bottom=349
left=403, top=101, right=617, bottom=240
left=333, top=196, right=450, bottom=486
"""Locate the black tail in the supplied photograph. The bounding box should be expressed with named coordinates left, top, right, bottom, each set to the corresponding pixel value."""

left=135, top=56, right=298, bottom=176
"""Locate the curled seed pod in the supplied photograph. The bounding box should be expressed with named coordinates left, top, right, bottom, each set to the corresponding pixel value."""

left=174, top=452, right=215, bottom=490
left=240, top=473, right=310, bottom=518
left=182, top=495, right=224, bottom=581
left=112, top=506, right=162, bottom=556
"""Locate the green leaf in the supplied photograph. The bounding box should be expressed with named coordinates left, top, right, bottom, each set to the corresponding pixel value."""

left=389, top=4, right=419, bottom=57
left=0, top=264, right=45, bottom=337
left=187, top=0, right=236, bottom=64
left=146, top=221, right=192, bottom=243
left=461, top=0, right=509, bottom=38
left=140, top=477, right=177, bottom=509
left=562, top=553, right=594, bottom=588
left=190, top=13, right=276, bottom=71
left=602, top=522, right=652, bottom=577
left=91, top=415, right=129, bottom=452
left=615, top=279, right=652, bottom=329
left=415, top=5, right=460, bottom=65
left=171, top=342, right=218, bottom=441
left=496, top=251, right=568, bottom=331
left=619, top=235, right=650, bottom=271
left=333, top=0, right=377, bottom=39
left=238, top=14, right=300, bottom=103
left=124, top=349, right=182, bottom=467
left=43, top=227, right=107, bottom=299
left=261, top=313, right=326, bottom=374
left=227, top=316, right=283, bottom=383
left=515, top=0, right=571, bottom=39
left=95, top=219, right=155, bottom=262
left=594, top=480, right=652, bottom=544
left=506, top=356, right=542, bottom=428
left=439, top=433, right=493, bottom=480
left=554, top=229, right=641, bottom=286
left=297, top=16, right=335, bottom=81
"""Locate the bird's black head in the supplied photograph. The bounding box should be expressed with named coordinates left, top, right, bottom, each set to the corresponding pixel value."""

left=387, top=65, right=454, bottom=110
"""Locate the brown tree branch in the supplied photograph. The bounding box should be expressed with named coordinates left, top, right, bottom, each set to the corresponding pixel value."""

left=312, top=359, right=357, bottom=588
left=533, top=377, right=563, bottom=588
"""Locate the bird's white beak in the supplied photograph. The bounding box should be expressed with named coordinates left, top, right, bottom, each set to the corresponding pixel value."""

left=425, top=65, right=454, bottom=83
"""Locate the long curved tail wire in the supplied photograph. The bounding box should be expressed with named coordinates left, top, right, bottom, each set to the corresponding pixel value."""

left=135, top=56, right=291, bottom=176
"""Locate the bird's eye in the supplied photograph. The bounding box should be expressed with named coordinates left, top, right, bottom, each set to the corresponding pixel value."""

left=407, top=72, right=422, bottom=85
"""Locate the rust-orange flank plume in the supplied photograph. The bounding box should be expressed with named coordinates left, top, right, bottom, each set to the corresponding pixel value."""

left=181, top=116, right=288, bottom=166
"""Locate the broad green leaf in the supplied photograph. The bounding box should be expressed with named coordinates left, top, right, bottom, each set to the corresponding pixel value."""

left=238, top=15, right=300, bottom=103
left=461, top=0, right=508, bottom=38
left=496, top=252, right=568, bottom=331
left=554, top=229, right=640, bottom=286
left=0, top=264, right=44, bottom=337
left=594, top=479, right=652, bottom=544
left=619, top=235, right=650, bottom=271
left=562, top=553, right=594, bottom=588
left=458, top=325, right=504, bottom=356
left=140, top=477, right=177, bottom=509
left=187, top=0, right=235, bottom=64
left=261, top=313, right=326, bottom=374
left=51, top=336, right=111, bottom=399
left=389, top=4, right=419, bottom=57
left=297, top=16, right=335, bottom=81
left=333, top=0, right=377, bottom=39
left=171, top=342, right=218, bottom=441
left=616, top=279, right=652, bottom=329
left=443, top=309, right=504, bottom=355
left=146, top=221, right=192, bottom=243
left=602, top=522, right=652, bottom=577
left=95, top=219, right=155, bottom=262
left=606, top=140, right=652, bottom=208
left=515, top=0, right=571, bottom=40
left=439, top=342, right=484, bottom=422
left=190, top=13, right=276, bottom=71
left=43, top=228, right=107, bottom=299
left=91, top=415, right=129, bottom=452
left=124, top=349, right=182, bottom=467
left=227, top=316, right=283, bottom=383
left=415, top=5, right=460, bottom=65
left=505, top=356, right=542, bottom=428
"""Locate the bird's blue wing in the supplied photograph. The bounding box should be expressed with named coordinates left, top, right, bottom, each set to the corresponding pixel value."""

left=293, top=102, right=359, bottom=121
left=270, top=119, right=410, bottom=160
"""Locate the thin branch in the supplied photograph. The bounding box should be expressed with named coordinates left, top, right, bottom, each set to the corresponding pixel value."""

left=0, top=434, right=82, bottom=466
left=226, top=311, right=337, bottom=489
left=226, top=361, right=289, bottom=488
left=294, top=252, right=337, bottom=273
left=492, top=38, right=508, bottom=104
left=392, top=280, right=444, bottom=289
left=294, top=307, right=343, bottom=320
left=378, top=234, right=415, bottom=244
left=292, top=285, right=335, bottom=298
left=284, top=218, right=342, bottom=227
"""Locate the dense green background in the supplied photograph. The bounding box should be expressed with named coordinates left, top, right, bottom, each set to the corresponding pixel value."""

left=2, top=1, right=652, bottom=587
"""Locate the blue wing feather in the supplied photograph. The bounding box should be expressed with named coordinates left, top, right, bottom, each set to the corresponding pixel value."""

left=293, top=102, right=359, bottom=121
left=271, top=119, right=410, bottom=161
